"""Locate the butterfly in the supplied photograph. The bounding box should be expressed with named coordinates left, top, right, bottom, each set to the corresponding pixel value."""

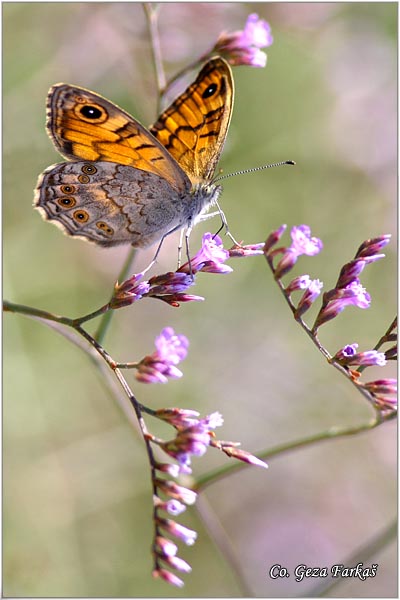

left=34, top=57, right=234, bottom=248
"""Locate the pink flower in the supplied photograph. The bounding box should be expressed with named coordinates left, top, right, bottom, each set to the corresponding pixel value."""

left=135, top=328, right=189, bottom=384
left=290, top=225, right=323, bottom=257
left=315, top=281, right=371, bottom=328
left=214, top=14, right=273, bottom=67
left=153, top=568, right=184, bottom=588
left=264, top=224, right=287, bottom=253
left=334, top=345, right=387, bottom=367
left=179, top=233, right=232, bottom=275
left=274, top=225, right=323, bottom=278
left=110, top=272, right=150, bottom=308
left=294, top=279, right=323, bottom=317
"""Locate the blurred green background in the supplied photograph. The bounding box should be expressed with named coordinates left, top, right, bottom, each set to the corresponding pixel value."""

left=4, top=2, right=397, bottom=597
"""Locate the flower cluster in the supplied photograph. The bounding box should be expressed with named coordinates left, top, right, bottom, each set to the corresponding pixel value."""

left=332, top=319, right=397, bottom=416
left=265, top=224, right=395, bottom=417
left=148, top=397, right=267, bottom=586
left=125, top=324, right=269, bottom=587
left=213, top=13, right=273, bottom=67
left=135, top=327, right=189, bottom=384
left=111, top=233, right=267, bottom=309
left=265, top=224, right=324, bottom=317
left=314, top=235, right=391, bottom=331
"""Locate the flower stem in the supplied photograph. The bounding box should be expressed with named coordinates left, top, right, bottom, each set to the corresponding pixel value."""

left=3, top=300, right=74, bottom=326
left=197, top=415, right=386, bottom=490
left=143, top=2, right=166, bottom=114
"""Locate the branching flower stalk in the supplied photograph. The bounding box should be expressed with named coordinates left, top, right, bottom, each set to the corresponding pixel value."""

left=4, top=5, right=397, bottom=591
left=4, top=233, right=269, bottom=588
left=264, top=225, right=397, bottom=421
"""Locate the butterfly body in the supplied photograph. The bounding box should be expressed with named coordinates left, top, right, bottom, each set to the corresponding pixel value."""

left=35, top=58, right=233, bottom=248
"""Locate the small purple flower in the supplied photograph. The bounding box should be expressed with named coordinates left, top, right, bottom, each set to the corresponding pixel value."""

left=154, top=462, right=181, bottom=478
left=153, top=497, right=187, bottom=516
left=315, top=280, right=371, bottom=329
left=264, top=224, right=287, bottom=253
left=135, top=328, right=189, bottom=384
left=153, top=568, right=184, bottom=588
left=273, top=225, right=323, bottom=279
left=154, top=536, right=177, bottom=558
left=285, top=274, right=312, bottom=294
left=214, top=14, right=273, bottom=67
left=364, top=378, right=397, bottom=412
left=334, top=343, right=359, bottom=361
left=290, top=225, right=323, bottom=257
left=364, top=379, right=397, bottom=396
left=157, top=411, right=224, bottom=471
left=155, top=408, right=201, bottom=429
left=146, top=272, right=204, bottom=306
left=162, top=555, right=192, bottom=574
left=338, top=350, right=387, bottom=367
left=158, top=517, right=198, bottom=546
left=294, top=279, right=324, bottom=317
left=356, top=234, right=391, bottom=258
left=179, top=233, right=232, bottom=275
left=110, top=272, right=150, bottom=308
left=337, top=255, right=386, bottom=289
left=155, top=479, right=197, bottom=505
left=155, top=327, right=189, bottom=364
left=148, top=272, right=194, bottom=295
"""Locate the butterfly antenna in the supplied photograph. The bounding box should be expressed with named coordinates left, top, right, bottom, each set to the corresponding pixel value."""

left=214, top=160, right=295, bottom=183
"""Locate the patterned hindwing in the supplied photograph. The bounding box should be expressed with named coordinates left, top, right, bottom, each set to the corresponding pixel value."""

left=150, top=57, right=234, bottom=185
left=34, top=161, right=194, bottom=248
left=46, top=84, right=190, bottom=193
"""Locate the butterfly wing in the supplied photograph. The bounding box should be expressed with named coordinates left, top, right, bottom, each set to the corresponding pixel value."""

left=35, top=161, right=192, bottom=248
left=150, top=57, right=234, bottom=185
left=46, top=84, right=190, bottom=192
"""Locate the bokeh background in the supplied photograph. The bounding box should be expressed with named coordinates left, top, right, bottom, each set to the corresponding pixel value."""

left=4, top=3, right=397, bottom=597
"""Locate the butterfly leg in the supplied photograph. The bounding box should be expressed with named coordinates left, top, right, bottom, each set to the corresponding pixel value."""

left=183, top=223, right=195, bottom=279
left=210, top=201, right=241, bottom=247
left=198, top=204, right=241, bottom=247
left=177, top=228, right=185, bottom=269
left=141, top=234, right=170, bottom=275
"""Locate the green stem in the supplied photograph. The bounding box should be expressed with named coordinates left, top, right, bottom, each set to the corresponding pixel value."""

left=197, top=415, right=384, bottom=490
left=3, top=300, right=74, bottom=326
left=74, top=303, right=111, bottom=326
left=94, top=246, right=137, bottom=343
left=143, top=2, right=166, bottom=114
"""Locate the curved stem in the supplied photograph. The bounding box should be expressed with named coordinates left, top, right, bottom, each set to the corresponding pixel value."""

left=197, top=415, right=385, bottom=490
left=3, top=300, right=74, bottom=326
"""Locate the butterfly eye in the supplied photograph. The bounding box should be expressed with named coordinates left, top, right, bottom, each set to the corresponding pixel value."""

left=60, top=185, right=75, bottom=194
left=73, top=209, right=89, bottom=223
left=96, top=221, right=114, bottom=236
left=81, top=164, right=97, bottom=175
left=202, top=83, right=218, bottom=98
left=58, top=197, right=76, bottom=208
left=76, top=103, right=108, bottom=123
